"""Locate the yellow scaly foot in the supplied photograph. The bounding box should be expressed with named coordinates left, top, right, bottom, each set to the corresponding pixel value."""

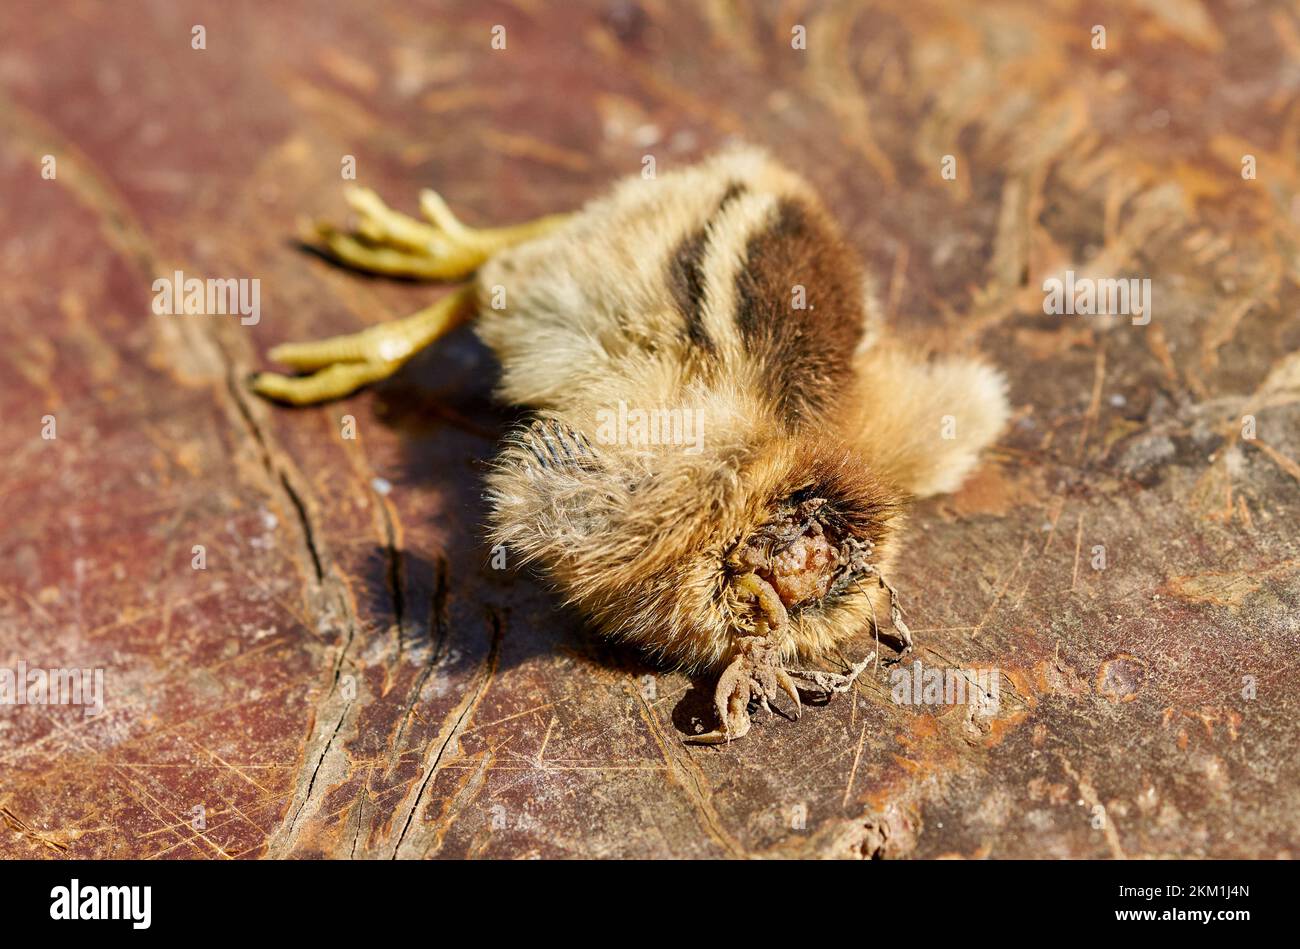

left=249, top=185, right=568, bottom=404
left=309, top=185, right=568, bottom=281
left=249, top=286, right=475, bottom=404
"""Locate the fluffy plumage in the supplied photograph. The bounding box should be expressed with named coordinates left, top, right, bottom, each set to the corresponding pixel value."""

left=477, top=146, right=1009, bottom=673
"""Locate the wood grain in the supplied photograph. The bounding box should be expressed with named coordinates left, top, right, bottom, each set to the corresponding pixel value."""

left=0, top=0, right=1296, bottom=858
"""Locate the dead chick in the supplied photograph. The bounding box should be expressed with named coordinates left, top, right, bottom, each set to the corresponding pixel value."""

left=250, top=146, right=1009, bottom=744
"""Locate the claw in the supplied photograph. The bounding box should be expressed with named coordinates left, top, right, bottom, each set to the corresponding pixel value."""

left=685, top=657, right=753, bottom=743
left=685, top=703, right=752, bottom=744
left=776, top=667, right=801, bottom=719
left=685, top=633, right=801, bottom=745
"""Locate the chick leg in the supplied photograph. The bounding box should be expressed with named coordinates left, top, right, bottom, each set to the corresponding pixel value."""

left=249, top=286, right=474, bottom=404
left=250, top=188, right=569, bottom=405
left=686, top=574, right=802, bottom=745
left=310, top=186, right=569, bottom=281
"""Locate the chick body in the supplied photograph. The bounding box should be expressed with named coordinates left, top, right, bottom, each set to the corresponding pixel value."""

left=479, top=147, right=1008, bottom=671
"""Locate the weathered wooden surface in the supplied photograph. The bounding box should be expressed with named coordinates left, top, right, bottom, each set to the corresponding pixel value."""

left=1, top=0, right=1297, bottom=859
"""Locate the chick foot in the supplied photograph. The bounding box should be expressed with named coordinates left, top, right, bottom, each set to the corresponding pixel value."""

left=249, top=285, right=475, bottom=404
left=686, top=636, right=802, bottom=744
left=309, top=185, right=569, bottom=281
